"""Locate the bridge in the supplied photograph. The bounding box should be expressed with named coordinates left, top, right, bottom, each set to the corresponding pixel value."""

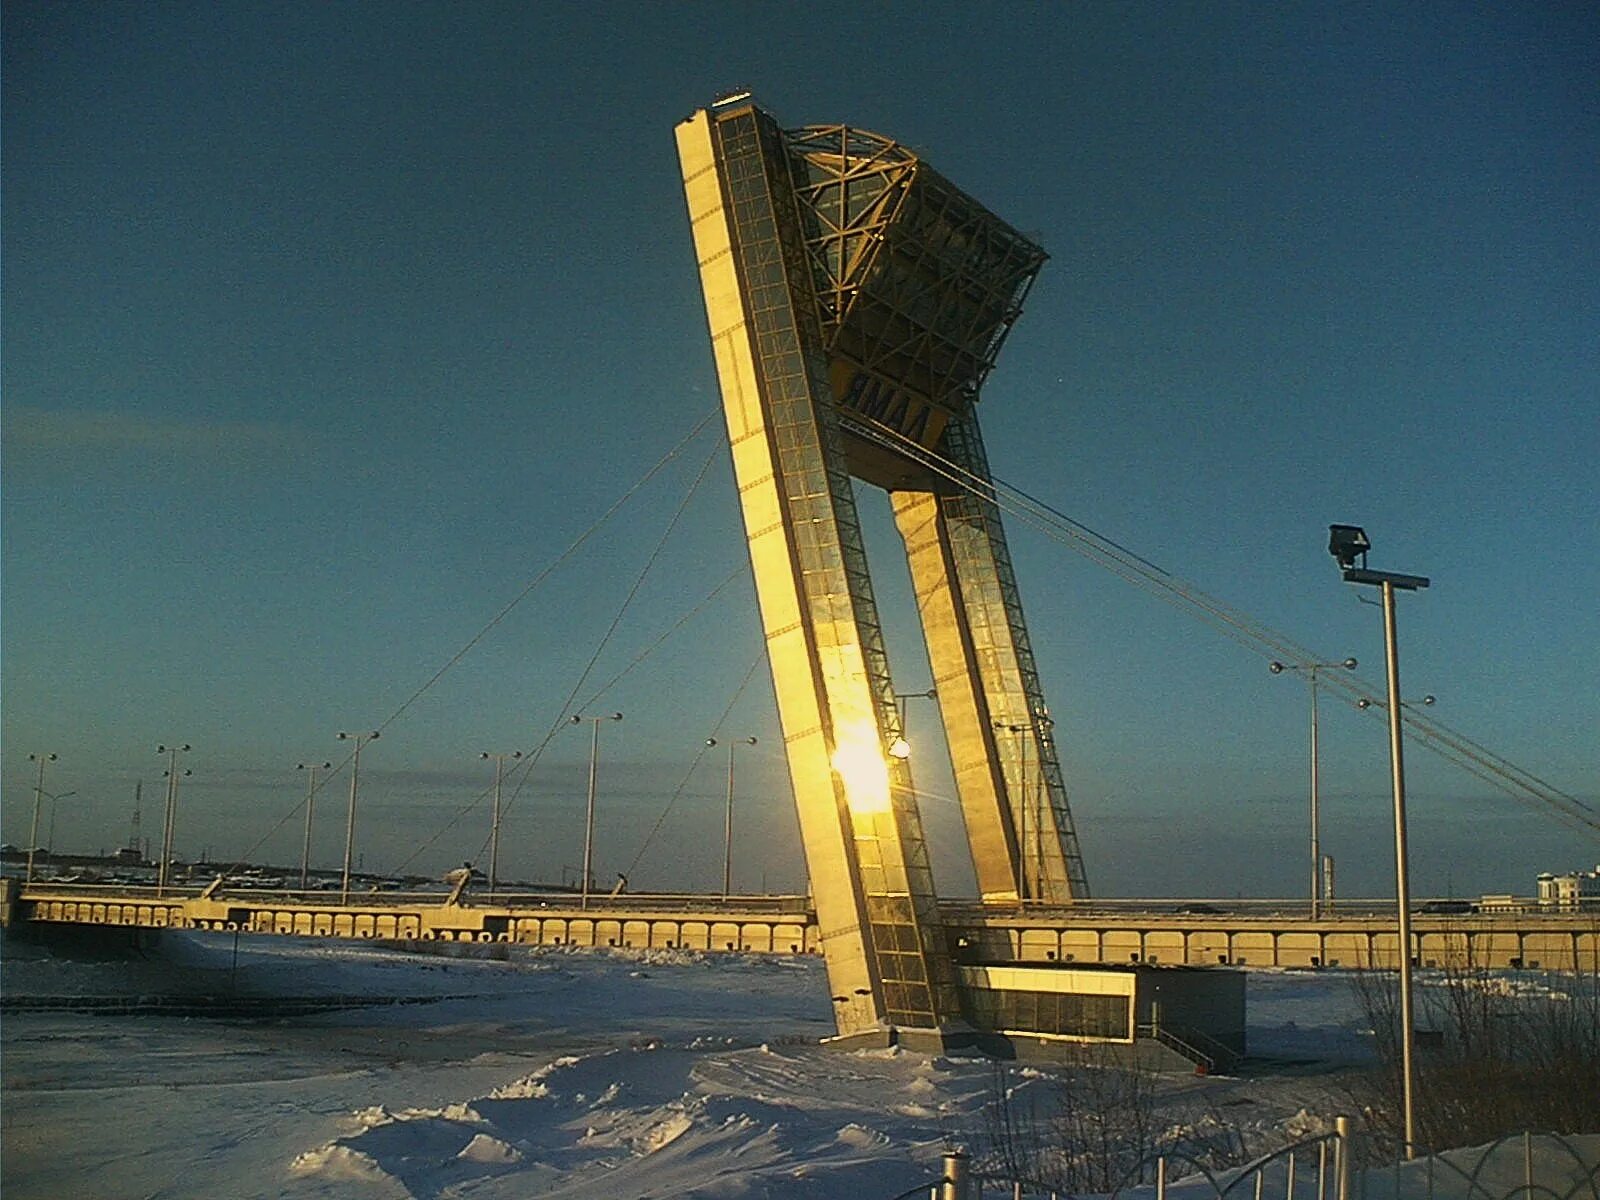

left=7, top=879, right=1595, bottom=973
left=8, top=97, right=1597, bottom=1058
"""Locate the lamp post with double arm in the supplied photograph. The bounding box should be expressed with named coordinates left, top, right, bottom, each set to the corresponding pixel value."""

left=992, top=713, right=1054, bottom=902
left=1270, top=656, right=1358, bottom=917
left=25, top=753, right=57, bottom=883
left=336, top=731, right=379, bottom=903
left=156, top=745, right=191, bottom=895
left=480, top=750, right=522, bottom=893
left=296, top=761, right=331, bottom=890
left=570, top=713, right=622, bottom=909
left=706, top=736, right=757, bottom=899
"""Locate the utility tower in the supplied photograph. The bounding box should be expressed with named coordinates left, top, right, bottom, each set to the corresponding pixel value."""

left=677, top=98, right=1088, bottom=1046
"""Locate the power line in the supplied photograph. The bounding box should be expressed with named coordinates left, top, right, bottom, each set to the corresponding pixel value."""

left=624, top=653, right=766, bottom=878
left=843, top=413, right=1599, bottom=841
left=228, top=410, right=720, bottom=875
left=387, top=443, right=722, bottom=877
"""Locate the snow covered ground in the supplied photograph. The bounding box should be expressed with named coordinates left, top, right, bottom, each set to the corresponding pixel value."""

left=0, top=930, right=1501, bottom=1199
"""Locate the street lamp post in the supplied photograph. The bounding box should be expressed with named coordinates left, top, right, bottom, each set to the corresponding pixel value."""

left=570, top=713, right=621, bottom=909
left=993, top=714, right=1053, bottom=902
left=706, top=736, right=757, bottom=899
left=1270, top=656, right=1358, bottom=917
left=1356, top=694, right=1436, bottom=714
left=480, top=751, right=522, bottom=893
left=1328, top=524, right=1428, bottom=1157
left=296, top=761, right=331, bottom=890
left=893, top=687, right=938, bottom=738
left=336, top=731, right=379, bottom=903
left=156, top=745, right=192, bottom=895
left=25, top=753, right=57, bottom=883
left=45, top=790, right=77, bottom=857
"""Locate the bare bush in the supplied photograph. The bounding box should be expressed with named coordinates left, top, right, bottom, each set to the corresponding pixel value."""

left=1348, top=936, right=1600, bottom=1152
left=969, top=1048, right=1251, bottom=1194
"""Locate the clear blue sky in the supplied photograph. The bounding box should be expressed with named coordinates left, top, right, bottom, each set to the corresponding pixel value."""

left=4, top=2, right=1596, bottom=898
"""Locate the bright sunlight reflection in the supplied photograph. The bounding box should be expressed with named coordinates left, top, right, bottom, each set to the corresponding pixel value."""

left=831, top=725, right=893, bottom=815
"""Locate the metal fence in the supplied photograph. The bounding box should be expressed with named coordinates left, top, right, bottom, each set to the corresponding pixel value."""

left=894, top=1127, right=1600, bottom=1200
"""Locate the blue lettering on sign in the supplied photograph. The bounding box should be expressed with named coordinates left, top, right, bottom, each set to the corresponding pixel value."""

left=836, top=369, right=941, bottom=447
left=902, top=405, right=931, bottom=443
left=842, top=372, right=872, bottom=410
left=859, top=378, right=891, bottom=421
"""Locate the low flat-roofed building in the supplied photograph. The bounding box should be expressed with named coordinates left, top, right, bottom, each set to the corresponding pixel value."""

left=957, top=963, right=1244, bottom=1072
left=1477, top=893, right=1523, bottom=912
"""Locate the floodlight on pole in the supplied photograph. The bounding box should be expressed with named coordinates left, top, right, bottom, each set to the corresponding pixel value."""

left=1327, top=524, right=1372, bottom=570
left=1269, top=656, right=1358, bottom=917
left=1357, top=695, right=1436, bottom=711
left=480, top=750, right=522, bottom=892
left=571, top=713, right=622, bottom=909
left=1329, top=524, right=1428, bottom=1158
left=336, top=731, right=379, bottom=903
left=25, top=753, right=58, bottom=884
left=707, top=736, right=758, bottom=899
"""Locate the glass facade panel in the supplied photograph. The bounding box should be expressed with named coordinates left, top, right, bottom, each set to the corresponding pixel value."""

left=964, top=984, right=1132, bottom=1041
left=684, top=100, right=1086, bottom=1040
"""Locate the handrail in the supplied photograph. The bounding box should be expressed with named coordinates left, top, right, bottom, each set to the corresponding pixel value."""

left=1135, top=1022, right=1217, bottom=1072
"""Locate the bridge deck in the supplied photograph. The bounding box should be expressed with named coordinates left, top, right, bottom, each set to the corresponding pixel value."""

left=4, top=881, right=1595, bottom=971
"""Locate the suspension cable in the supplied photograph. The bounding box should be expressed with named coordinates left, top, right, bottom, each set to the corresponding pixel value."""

left=622, top=652, right=767, bottom=879
left=457, top=566, right=748, bottom=873
left=844, top=413, right=1599, bottom=840
left=385, top=444, right=722, bottom=877
left=227, top=408, right=719, bottom=875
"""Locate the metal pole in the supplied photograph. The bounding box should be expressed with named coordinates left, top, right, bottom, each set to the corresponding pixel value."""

left=299, top=764, right=320, bottom=890
left=722, top=740, right=735, bottom=900
left=582, top=719, right=599, bottom=910
left=1382, top=579, right=1418, bottom=1157
left=342, top=739, right=361, bottom=904
left=45, top=791, right=74, bottom=857
left=490, top=754, right=504, bottom=893
left=1309, top=668, right=1322, bottom=918
left=159, top=748, right=180, bottom=895
left=940, top=1149, right=970, bottom=1200
left=1019, top=730, right=1029, bottom=901
left=1335, top=1115, right=1352, bottom=1200
left=26, top=755, right=49, bottom=883
left=1033, top=722, right=1049, bottom=899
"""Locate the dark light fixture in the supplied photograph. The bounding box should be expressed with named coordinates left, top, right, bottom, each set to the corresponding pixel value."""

left=1327, top=524, right=1371, bottom=570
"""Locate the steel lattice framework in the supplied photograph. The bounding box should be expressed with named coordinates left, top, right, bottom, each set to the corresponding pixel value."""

left=677, top=99, right=1087, bottom=1047
left=788, top=124, right=1046, bottom=414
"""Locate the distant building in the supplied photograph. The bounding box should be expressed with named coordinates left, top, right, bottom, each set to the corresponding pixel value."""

left=1477, top=894, right=1522, bottom=912
left=1537, top=866, right=1600, bottom=910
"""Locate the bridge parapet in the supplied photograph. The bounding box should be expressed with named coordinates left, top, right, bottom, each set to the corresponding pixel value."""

left=9, top=883, right=1596, bottom=971
left=8, top=882, right=821, bottom=954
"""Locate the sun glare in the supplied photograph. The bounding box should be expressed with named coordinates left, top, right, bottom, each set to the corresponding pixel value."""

left=831, top=728, right=893, bottom=814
